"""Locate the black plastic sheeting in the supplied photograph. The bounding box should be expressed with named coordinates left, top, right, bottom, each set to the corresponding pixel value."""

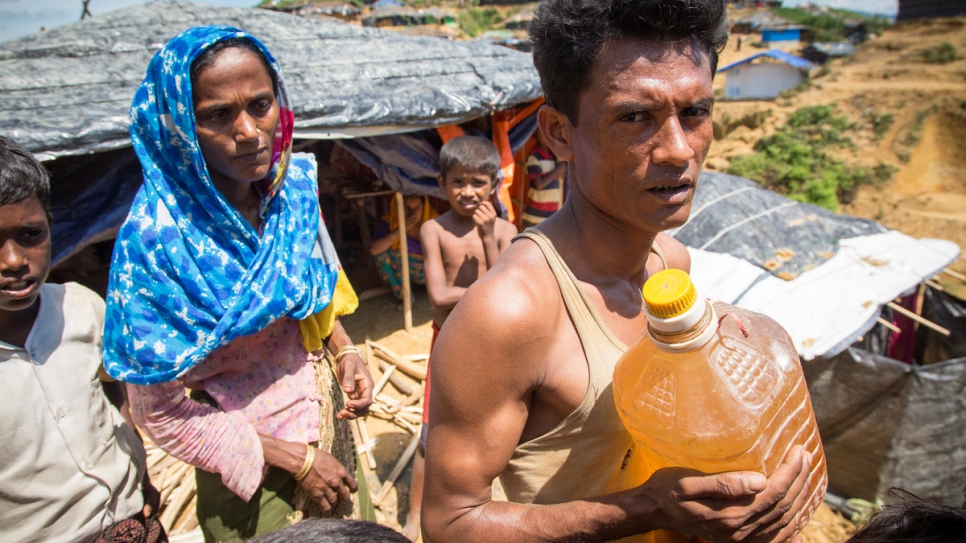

left=341, top=114, right=538, bottom=201
left=918, top=287, right=966, bottom=363
left=670, top=172, right=889, bottom=277
left=0, top=1, right=541, bottom=160
left=47, top=147, right=142, bottom=265
left=804, top=346, right=966, bottom=506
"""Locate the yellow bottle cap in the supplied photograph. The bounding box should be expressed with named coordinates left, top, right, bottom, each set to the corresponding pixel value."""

left=642, top=269, right=697, bottom=318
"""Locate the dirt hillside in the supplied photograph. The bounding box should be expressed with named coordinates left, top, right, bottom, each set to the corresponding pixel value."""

left=708, top=15, right=966, bottom=296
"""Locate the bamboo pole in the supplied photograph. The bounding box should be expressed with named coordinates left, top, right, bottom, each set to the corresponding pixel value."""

left=396, top=193, right=413, bottom=333
left=876, top=317, right=901, bottom=334
left=371, top=365, right=396, bottom=399
left=379, top=360, right=417, bottom=396
left=942, top=267, right=966, bottom=282
left=925, top=279, right=945, bottom=292
left=887, top=301, right=950, bottom=336
left=370, top=340, right=427, bottom=381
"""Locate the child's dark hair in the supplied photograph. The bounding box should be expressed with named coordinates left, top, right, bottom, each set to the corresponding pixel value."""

left=0, top=135, right=51, bottom=213
left=190, top=37, right=278, bottom=98
left=438, top=136, right=501, bottom=182
left=248, top=519, right=409, bottom=543
left=846, top=490, right=966, bottom=543
left=529, top=0, right=729, bottom=124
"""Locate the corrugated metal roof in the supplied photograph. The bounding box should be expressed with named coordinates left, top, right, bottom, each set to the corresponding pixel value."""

left=805, top=42, right=856, bottom=57
left=717, top=49, right=818, bottom=73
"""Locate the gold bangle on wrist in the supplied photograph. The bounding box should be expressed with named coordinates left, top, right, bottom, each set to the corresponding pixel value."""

left=294, top=445, right=316, bottom=482
left=334, top=345, right=367, bottom=367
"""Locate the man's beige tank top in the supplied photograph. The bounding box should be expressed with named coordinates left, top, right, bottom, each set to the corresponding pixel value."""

left=500, top=231, right=684, bottom=543
left=500, top=229, right=648, bottom=504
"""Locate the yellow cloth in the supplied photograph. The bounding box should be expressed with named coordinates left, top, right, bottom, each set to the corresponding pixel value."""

left=386, top=194, right=438, bottom=252
left=298, top=269, right=359, bottom=353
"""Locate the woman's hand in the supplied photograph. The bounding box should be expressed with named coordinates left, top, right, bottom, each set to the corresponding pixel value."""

left=336, top=352, right=373, bottom=420
left=298, top=446, right=358, bottom=513
left=260, top=437, right=358, bottom=512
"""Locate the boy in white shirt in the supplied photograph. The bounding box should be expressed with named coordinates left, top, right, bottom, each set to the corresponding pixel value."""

left=0, top=135, right=161, bottom=543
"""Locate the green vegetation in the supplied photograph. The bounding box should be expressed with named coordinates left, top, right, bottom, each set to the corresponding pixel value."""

left=921, top=42, right=957, bottom=64
left=727, top=105, right=896, bottom=212
left=865, top=110, right=894, bottom=140
left=456, top=6, right=504, bottom=37
left=900, top=106, right=938, bottom=147
left=769, top=7, right=892, bottom=42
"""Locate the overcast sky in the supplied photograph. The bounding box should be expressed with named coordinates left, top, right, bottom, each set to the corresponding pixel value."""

left=1, top=0, right=900, bottom=44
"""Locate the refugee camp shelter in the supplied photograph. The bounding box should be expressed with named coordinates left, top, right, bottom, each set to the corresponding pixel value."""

left=801, top=42, right=856, bottom=64
left=718, top=50, right=817, bottom=100
left=731, top=11, right=788, bottom=34
left=760, top=25, right=805, bottom=47
left=0, top=0, right=541, bottom=266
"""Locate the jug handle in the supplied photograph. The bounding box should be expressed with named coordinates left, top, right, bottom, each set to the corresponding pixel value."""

left=717, top=313, right=750, bottom=338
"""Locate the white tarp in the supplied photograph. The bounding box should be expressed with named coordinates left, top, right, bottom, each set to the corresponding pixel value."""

left=690, top=231, right=961, bottom=360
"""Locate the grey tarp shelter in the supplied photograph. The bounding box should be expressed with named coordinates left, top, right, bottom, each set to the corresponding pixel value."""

left=0, top=0, right=541, bottom=263
left=1, top=0, right=541, bottom=160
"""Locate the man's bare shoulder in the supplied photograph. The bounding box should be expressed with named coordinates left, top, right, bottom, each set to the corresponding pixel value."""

left=654, top=232, right=691, bottom=272
left=446, top=238, right=560, bottom=352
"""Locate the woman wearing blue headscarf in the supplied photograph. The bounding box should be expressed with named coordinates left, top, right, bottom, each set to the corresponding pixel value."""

left=102, top=27, right=375, bottom=540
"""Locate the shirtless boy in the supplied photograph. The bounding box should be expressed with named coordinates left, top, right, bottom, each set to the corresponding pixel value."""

left=402, top=135, right=517, bottom=540
left=421, top=1, right=812, bottom=542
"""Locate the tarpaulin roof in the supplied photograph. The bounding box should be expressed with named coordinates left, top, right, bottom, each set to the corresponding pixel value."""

left=675, top=173, right=959, bottom=360
left=717, top=49, right=818, bottom=73
left=0, top=0, right=542, bottom=160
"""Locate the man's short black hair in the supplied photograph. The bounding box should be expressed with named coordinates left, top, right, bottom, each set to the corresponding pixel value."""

left=248, top=519, right=409, bottom=543
left=438, top=135, right=501, bottom=182
left=0, top=135, right=50, bottom=213
left=529, top=0, right=730, bottom=124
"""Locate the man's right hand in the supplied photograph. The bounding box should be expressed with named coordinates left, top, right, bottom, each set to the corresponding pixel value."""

left=640, top=446, right=812, bottom=542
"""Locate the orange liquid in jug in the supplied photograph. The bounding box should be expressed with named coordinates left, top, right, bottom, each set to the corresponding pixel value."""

left=613, top=271, right=827, bottom=537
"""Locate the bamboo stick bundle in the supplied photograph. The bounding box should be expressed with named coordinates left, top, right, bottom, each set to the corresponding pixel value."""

left=159, top=472, right=196, bottom=532
left=171, top=496, right=199, bottom=534
left=158, top=461, right=192, bottom=506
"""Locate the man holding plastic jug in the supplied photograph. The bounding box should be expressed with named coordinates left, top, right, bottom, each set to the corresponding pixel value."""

left=421, top=0, right=814, bottom=542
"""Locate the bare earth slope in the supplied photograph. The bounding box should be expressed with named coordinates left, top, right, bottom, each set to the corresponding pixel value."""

left=708, top=16, right=966, bottom=295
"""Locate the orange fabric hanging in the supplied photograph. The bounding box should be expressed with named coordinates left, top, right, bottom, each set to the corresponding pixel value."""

left=436, top=124, right=466, bottom=144
left=434, top=98, right=546, bottom=225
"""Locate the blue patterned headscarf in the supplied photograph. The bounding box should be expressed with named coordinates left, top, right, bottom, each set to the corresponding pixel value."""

left=103, top=26, right=339, bottom=385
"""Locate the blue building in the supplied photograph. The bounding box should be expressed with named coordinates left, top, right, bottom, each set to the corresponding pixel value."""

left=760, top=26, right=804, bottom=47
left=718, top=50, right=818, bottom=101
